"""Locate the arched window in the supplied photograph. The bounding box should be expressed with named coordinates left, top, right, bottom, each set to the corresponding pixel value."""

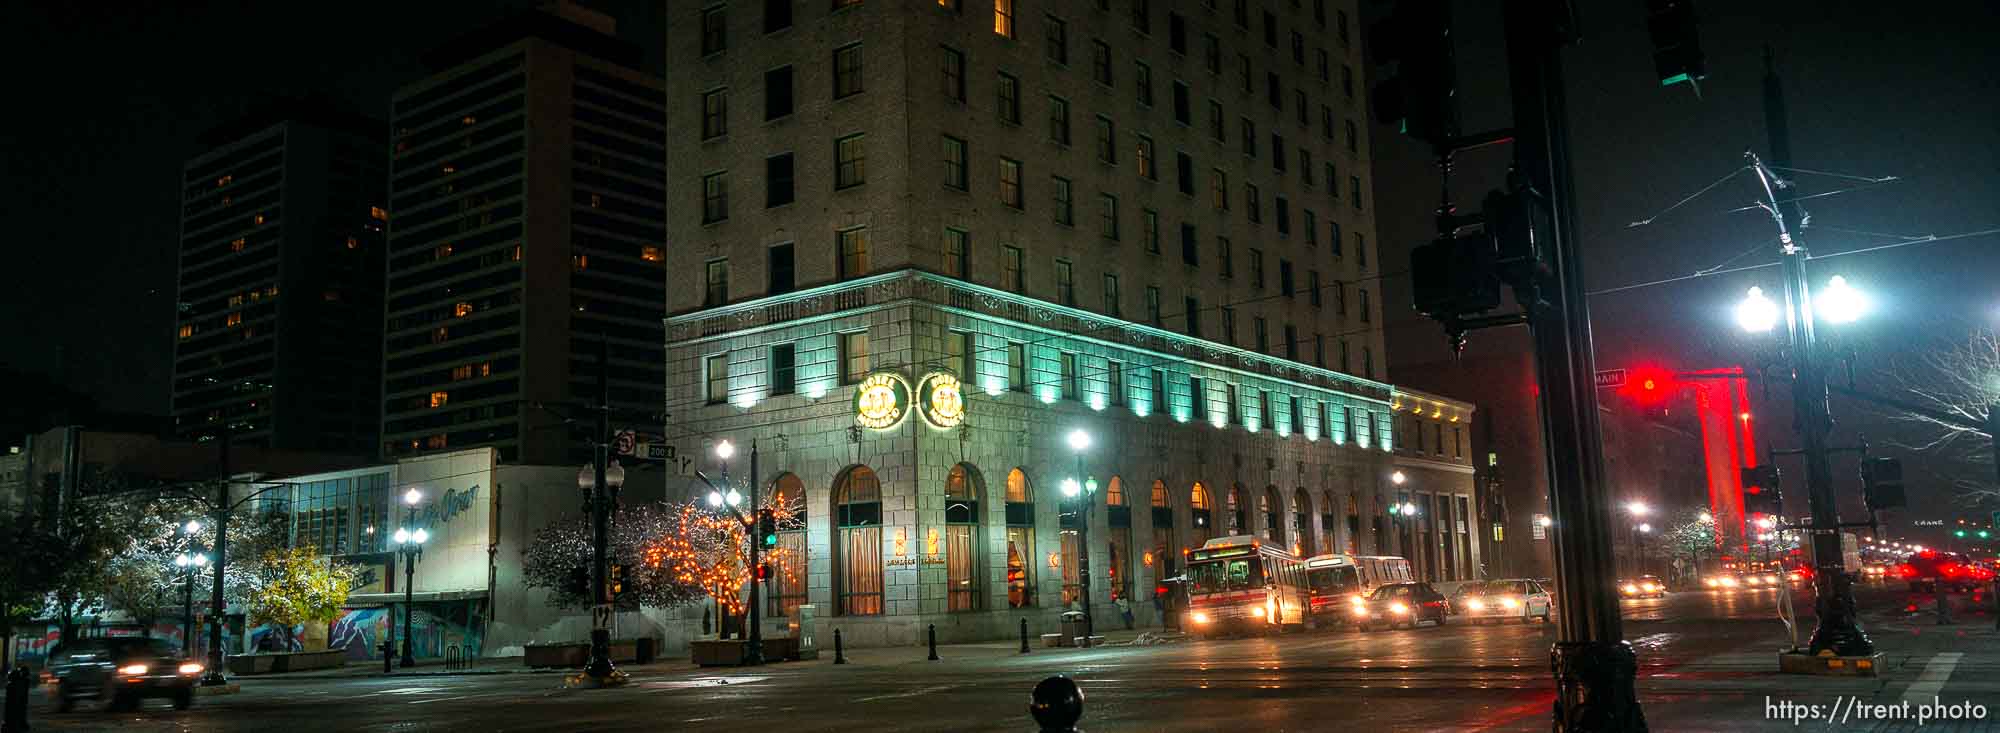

left=1227, top=483, right=1248, bottom=535
left=768, top=473, right=808, bottom=617
left=1261, top=486, right=1283, bottom=543
left=1005, top=468, right=1037, bottom=608
left=1292, top=487, right=1312, bottom=555
left=833, top=466, right=884, bottom=616
left=1320, top=489, right=1339, bottom=555
left=1346, top=493, right=1362, bottom=554
left=945, top=464, right=985, bottom=611
left=1149, top=479, right=1176, bottom=577
left=1105, top=476, right=1130, bottom=601
left=1190, top=482, right=1214, bottom=546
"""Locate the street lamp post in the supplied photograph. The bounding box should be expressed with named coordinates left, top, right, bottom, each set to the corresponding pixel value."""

left=1625, top=502, right=1650, bottom=577
left=393, top=488, right=428, bottom=669
left=710, top=440, right=765, bottom=665
left=173, top=520, right=203, bottom=658
left=576, top=456, right=626, bottom=680
left=1064, top=429, right=1095, bottom=645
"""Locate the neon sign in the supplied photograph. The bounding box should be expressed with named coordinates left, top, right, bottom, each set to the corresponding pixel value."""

left=852, top=372, right=912, bottom=430
left=917, top=371, right=967, bottom=429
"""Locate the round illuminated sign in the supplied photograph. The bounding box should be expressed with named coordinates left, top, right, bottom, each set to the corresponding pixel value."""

left=917, top=372, right=967, bottom=429
left=852, top=372, right=912, bottom=430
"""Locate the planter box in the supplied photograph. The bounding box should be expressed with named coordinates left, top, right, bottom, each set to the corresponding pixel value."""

left=226, top=649, right=348, bottom=675
left=522, top=639, right=655, bottom=669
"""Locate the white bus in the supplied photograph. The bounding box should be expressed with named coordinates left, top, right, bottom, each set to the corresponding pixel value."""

left=1184, top=535, right=1308, bottom=636
left=1303, top=554, right=1414, bottom=626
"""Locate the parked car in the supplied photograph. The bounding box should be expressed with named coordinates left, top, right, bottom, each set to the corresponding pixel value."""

left=1898, top=550, right=1993, bottom=593
left=45, top=636, right=203, bottom=712
left=1453, top=579, right=1555, bottom=623
left=1349, top=582, right=1449, bottom=631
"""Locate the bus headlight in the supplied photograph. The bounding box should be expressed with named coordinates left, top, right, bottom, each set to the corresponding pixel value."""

left=1191, top=611, right=1211, bottom=624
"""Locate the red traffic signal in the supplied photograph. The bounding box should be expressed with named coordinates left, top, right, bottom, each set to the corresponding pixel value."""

left=753, top=562, right=772, bottom=581
left=1619, top=366, right=1678, bottom=405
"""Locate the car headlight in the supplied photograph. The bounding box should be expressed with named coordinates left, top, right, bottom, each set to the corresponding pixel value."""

left=1641, top=583, right=1659, bottom=592
left=1351, top=595, right=1367, bottom=605
left=1501, top=597, right=1520, bottom=609
left=1621, top=583, right=1638, bottom=594
left=179, top=663, right=204, bottom=675
left=1764, top=575, right=1779, bottom=584
left=1191, top=611, right=1211, bottom=624
left=1466, top=598, right=1485, bottom=610
left=1390, top=602, right=1409, bottom=614
left=1251, top=606, right=1266, bottom=618
left=118, top=664, right=149, bottom=676
left=1720, top=577, right=1738, bottom=587
left=1352, top=606, right=1369, bottom=617
left=1704, top=578, right=1718, bottom=588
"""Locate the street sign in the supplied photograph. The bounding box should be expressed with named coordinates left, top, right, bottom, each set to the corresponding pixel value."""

left=1594, top=369, right=1627, bottom=389
left=592, top=604, right=612, bottom=630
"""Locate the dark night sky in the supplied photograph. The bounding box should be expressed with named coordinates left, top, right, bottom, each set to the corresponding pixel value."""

left=5, top=1, right=1996, bottom=521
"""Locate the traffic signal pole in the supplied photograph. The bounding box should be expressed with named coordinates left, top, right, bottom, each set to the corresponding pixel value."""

left=585, top=339, right=619, bottom=681
left=1498, top=1, right=1647, bottom=729
left=746, top=441, right=764, bottom=665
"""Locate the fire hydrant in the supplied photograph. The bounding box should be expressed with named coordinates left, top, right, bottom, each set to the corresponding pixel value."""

left=3, top=663, right=30, bottom=733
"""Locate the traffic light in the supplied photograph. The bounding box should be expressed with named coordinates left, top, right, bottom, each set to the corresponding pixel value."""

left=1368, top=0, right=1457, bottom=144
left=608, top=563, right=627, bottom=598
left=753, top=562, right=772, bottom=582
left=1741, top=465, right=1782, bottom=516
left=1645, top=0, right=1707, bottom=88
left=1956, top=530, right=1968, bottom=539
left=1860, top=457, right=1906, bottom=510
left=1410, top=234, right=1501, bottom=322
left=1620, top=367, right=1679, bottom=407
left=1485, top=188, right=1550, bottom=287
left=757, top=509, right=778, bottom=549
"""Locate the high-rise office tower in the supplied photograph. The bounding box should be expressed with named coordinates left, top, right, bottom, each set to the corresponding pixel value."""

left=382, top=4, right=666, bottom=464
left=171, top=99, right=387, bottom=453
left=661, top=1, right=1458, bottom=643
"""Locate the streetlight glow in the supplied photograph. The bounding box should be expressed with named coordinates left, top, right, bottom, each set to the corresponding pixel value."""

left=1698, top=512, right=1714, bottom=524
left=394, top=528, right=411, bottom=544
left=1391, top=470, right=1407, bottom=486
left=1066, top=429, right=1092, bottom=452
left=404, top=488, right=422, bottom=506
left=1737, top=286, right=1780, bottom=333
left=184, top=520, right=202, bottom=534
left=1626, top=501, right=1650, bottom=517
left=715, top=440, right=735, bottom=460
left=1061, top=478, right=1081, bottom=498
left=725, top=488, right=743, bottom=507
left=1538, top=515, right=1554, bottom=528
left=411, top=528, right=429, bottom=544
left=1638, top=523, right=1653, bottom=533
left=1817, top=275, right=1868, bottom=324
left=707, top=490, right=724, bottom=507
left=1401, top=502, right=1418, bottom=516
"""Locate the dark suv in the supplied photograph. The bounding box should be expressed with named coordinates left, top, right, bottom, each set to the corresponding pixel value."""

left=46, top=637, right=202, bottom=711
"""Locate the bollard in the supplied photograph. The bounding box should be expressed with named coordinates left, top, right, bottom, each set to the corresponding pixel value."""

left=381, top=640, right=393, bottom=674
left=4, top=663, right=30, bottom=733
left=833, top=628, right=846, bottom=665
left=927, top=624, right=940, bottom=661
left=1020, top=618, right=1031, bottom=654
left=1937, top=583, right=1952, bottom=625
left=1029, top=674, right=1084, bottom=733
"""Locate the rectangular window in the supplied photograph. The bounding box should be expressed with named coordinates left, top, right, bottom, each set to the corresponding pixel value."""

left=1239, top=52, right=1252, bottom=92
left=1094, top=115, right=1116, bottom=163
left=771, top=344, right=797, bottom=396
left=944, top=227, right=970, bottom=279
left=997, top=72, right=1021, bottom=123
left=1258, top=390, right=1271, bottom=429
left=835, top=133, right=866, bottom=188
left=1204, top=33, right=1222, bottom=73
left=1359, top=288, right=1371, bottom=322
left=1292, top=32, right=1305, bottom=64
left=769, top=242, right=796, bottom=294
left=1356, top=232, right=1367, bottom=267
left=1267, top=71, right=1282, bottom=108
left=941, top=45, right=966, bottom=101
left=1211, top=169, right=1229, bottom=210
left=1340, top=340, right=1351, bottom=372
left=1290, top=394, right=1303, bottom=430
left=1241, top=117, right=1257, bottom=157
left=1107, top=360, right=1126, bottom=406
left=1308, top=270, right=1321, bottom=307
left=1279, top=259, right=1294, bottom=296
left=942, top=135, right=968, bottom=190
left=1334, top=280, right=1347, bottom=314
left=697, top=87, right=730, bottom=142
left=764, top=0, right=792, bottom=33
left=1284, top=324, right=1299, bottom=360
left=1363, top=346, right=1374, bottom=379
left=1342, top=65, right=1355, bottom=99
left=948, top=331, right=973, bottom=379
left=1317, top=48, right=1330, bottom=81
left=840, top=331, right=870, bottom=384
left=1136, top=134, right=1156, bottom=179
left=1253, top=316, right=1267, bottom=352
left=1245, top=183, right=1261, bottom=223
left=994, top=0, right=1015, bottom=37
left=833, top=42, right=864, bottom=98
left=1055, top=259, right=1075, bottom=305
left=1275, top=195, right=1291, bottom=235
left=1175, top=151, right=1194, bottom=195
left=1303, top=209, right=1318, bottom=246
left=1091, top=40, right=1113, bottom=85
left=1099, top=193, right=1120, bottom=240
left=1142, top=208, right=1160, bottom=253
left=1044, top=15, right=1068, bottom=64
left=838, top=227, right=869, bottom=279
left=1331, top=220, right=1343, bottom=255
left=1168, top=12, right=1187, bottom=53
left=704, top=259, right=729, bottom=306
left=1208, top=100, right=1225, bottom=141
left=1180, top=222, right=1198, bottom=266
left=1315, top=333, right=1326, bottom=366
left=1249, top=248, right=1264, bottom=289
left=1135, top=61, right=1154, bottom=106
left=1226, top=383, right=1241, bottom=424
left=1004, top=245, right=1025, bottom=292
left=999, top=157, right=1023, bottom=208
left=1217, top=236, right=1233, bottom=277
left=706, top=354, right=729, bottom=404
left=1184, top=296, right=1202, bottom=337
left=766, top=153, right=795, bottom=207
left=1060, top=352, right=1078, bottom=399
left=765, top=66, right=794, bottom=119
left=1221, top=306, right=1236, bottom=344
left=1351, top=175, right=1364, bottom=209
left=1008, top=342, right=1027, bottom=391
left=1272, top=133, right=1287, bottom=172
left=1346, top=120, right=1359, bottom=154
left=1150, top=369, right=1166, bottom=412
left=1322, top=105, right=1335, bottom=140
left=1102, top=273, right=1120, bottom=316
left=702, top=171, right=729, bottom=223
left=701, top=6, right=728, bottom=55
left=1171, top=81, right=1190, bottom=124
left=1048, top=96, right=1071, bottom=144
left=1130, top=0, right=1151, bottom=32
left=1191, top=375, right=1207, bottom=419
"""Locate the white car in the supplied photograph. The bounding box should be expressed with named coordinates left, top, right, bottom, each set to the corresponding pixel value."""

left=1450, top=579, right=1553, bottom=624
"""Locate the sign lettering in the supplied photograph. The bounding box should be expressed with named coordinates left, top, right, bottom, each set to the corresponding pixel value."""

left=917, top=372, right=967, bottom=428
left=853, top=372, right=912, bottom=430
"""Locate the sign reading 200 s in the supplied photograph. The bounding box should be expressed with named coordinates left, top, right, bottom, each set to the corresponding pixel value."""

left=852, top=371, right=967, bottom=430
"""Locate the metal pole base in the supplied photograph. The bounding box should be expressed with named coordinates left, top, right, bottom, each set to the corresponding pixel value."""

left=585, top=627, right=617, bottom=679
left=1806, top=574, right=1875, bottom=657
left=1551, top=641, right=1647, bottom=733
left=199, top=670, right=229, bottom=687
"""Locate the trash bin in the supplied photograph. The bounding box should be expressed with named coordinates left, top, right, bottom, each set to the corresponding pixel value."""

left=1059, top=611, right=1088, bottom=645
left=636, top=637, right=656, bottom=664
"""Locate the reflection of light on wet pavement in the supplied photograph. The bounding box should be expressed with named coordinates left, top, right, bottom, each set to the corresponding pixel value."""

left=643, top=675, right=770, bottom=689
left=1628, top=632, right=1677, bottom=651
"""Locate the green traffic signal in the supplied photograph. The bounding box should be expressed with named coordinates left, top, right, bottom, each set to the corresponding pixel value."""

left=1980, top=530, right=1991, bottom=539
left=1955, top=530, right=1967, bottom=538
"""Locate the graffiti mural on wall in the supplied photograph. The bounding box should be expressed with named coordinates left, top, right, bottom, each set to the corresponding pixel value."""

left=244, top=601, right=484, bottom=661
left=10, top=621, right=196, bottom=666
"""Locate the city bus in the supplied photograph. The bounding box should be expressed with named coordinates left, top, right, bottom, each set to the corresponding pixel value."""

left=1184, top=535, right=1308, bottom=636
left=1303, top=554, right=1415, bottom=627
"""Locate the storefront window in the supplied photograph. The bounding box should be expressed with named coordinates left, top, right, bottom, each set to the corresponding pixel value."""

left=1006, top=468, right=1036, bottom=608
left=945, top=464, right=983, bottom=611
left=834, top=466, right=883, bottom=616
left=768, top=474, right=807, bottom=617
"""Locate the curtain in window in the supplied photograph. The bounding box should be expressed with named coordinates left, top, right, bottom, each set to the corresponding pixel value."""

left=839, top=526, right=883, bottom=616
left=947, top=524, right=978, bottom=611
left=1060, top=529, right=1082, bottom=608
left=770, top=531, right=807, bottom=617
left=1007, top=526, right=1036, bottom=608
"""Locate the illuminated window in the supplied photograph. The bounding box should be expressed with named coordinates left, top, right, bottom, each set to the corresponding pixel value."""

left=511, top=244, right=523, bottom=261
left=434, top=243, right=453, bottom=259
left=225, top=313, right=242, bottom=327
left=264, top=285, right=278, bottom=297
left=461, top=115, right=477, bottom=125
left=454, top=302, right=473, bottom=317
left=478, top=361, right=492, bottom=376
left=432, top=327, right=449, bottom=344
left=429, top=391, right=449, bottom=408
left=230, top=238, right=246, bottom=252
left=641, top=245, right=664, bottom=262
left=993, top=0, right=1015, bottom=37
left=322, top=291, right=340, bottom=302
left=227, top=294, right=244, bottom=307
left=178, top=324, right=193, bottom=339
left=425, top=434, right=448, bottom=449
left=215, top=175, right=232, bottom=187
left=451, top=365, right=473, bottom=381
left=589, top=193, right=602, bottom=208
left=253, top=214, right=265, bottom=226
left=370, top=206, right=388, bottom=221
left=346, top=236, right=359, bottom=249
left=572, top=254, right=589, bottom=272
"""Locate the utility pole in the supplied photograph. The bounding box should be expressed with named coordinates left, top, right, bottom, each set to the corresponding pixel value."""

left=201, top=425, right=230, bottom=686
left=745, top=442, right=764, bottom=664
left=1754, top=49, right=1873, bottom=658
left=584, top=338, right=618, bottom=680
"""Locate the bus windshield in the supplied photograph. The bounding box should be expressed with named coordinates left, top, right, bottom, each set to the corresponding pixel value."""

left=1189, top=558, right=1262, bottom=593
left=1308, top=565, right=1360, bottom=596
